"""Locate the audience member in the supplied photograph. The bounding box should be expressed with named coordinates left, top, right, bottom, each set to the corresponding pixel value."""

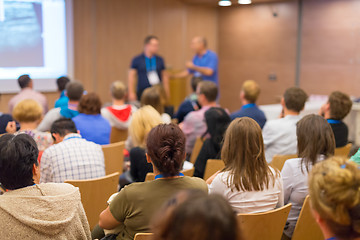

left=141, top=86, right=171, bottom=123
left=0, top=112, right=14, bottom=134
left=319, top=91, right=353, bottom=148
left=0, top=134, right=91, bottom=239
left=6, top=99, right=52, bottom=151
left=54, top=76, right=70, bottom=108
left=152, top=190, right=240, bottom=240
left=281, top=114, right=335, bottom=239
left=308, top=157, right=360, bottom=240
left=193, top=107, right=231, bottom=178
left=208, top=117, right=283, bottom=213
left=40, top=119, right=105, bottom=183
left=180, top=81, right=218, bottom=155
left=119, top=106, right=163, bottom=187
left=38, top=81, right=84, bottom=131
left=174, top=76, right=202, bottom=123
left=98, top=124, right=207, bottom=240
left=230, top=80, right=267, bottom=128
left=262, top=87, right=308, bottom=163
left=101, top=81, right=137, bottom=130
left=8, top=74, right=48, bottom=114
left=72, top=92, right=111, bottom=145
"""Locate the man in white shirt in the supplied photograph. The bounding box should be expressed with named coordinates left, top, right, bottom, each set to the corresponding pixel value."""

left=262, top=87, right=308, bottom=163
left=40, top=118, right=105, bottom=183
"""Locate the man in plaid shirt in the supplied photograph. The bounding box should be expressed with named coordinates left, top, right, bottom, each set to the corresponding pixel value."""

left=40, top=118, right=105, bottom=183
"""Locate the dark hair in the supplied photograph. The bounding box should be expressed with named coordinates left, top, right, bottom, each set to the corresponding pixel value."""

left=144, top=35, right=158, bottom=45
left=191, top=76, right=203, bottom=92
left=146, top=124, right=185, bottom=177
left=50, top=118, right=77, bottom=137
left=66, top=81, right=84, bottom=101
left=18, top=74, right=31, bottom=89
left=297, top=114, right=335, bottom=172
left=78, top=92, right=102, bottom=115
left=204, top=107, right=231, bottom=151
left=0, top=134, right=39, bottom=190
left=283, top=87, right=308, bottom=113
left=198, top=81, right=218, bottom=102
left=152, top=193, right=239, bottom=240
left=56, top=76, right=70, bottom=92
left=328, top=91, right=352, bottom=120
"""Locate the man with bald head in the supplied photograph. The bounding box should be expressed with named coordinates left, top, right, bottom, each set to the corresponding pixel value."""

left=175, top=37, right=219, bottom=85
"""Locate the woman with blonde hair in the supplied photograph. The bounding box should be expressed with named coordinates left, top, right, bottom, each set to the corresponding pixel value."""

left=119, top=105, right=163, bottom=188
left=208, top=117, right=283, bottom=213
left=309, top=156, right=360, bottom=240
left=281, top=114, right=335, bottom=239
left=6, top=99, right=52, bottom=152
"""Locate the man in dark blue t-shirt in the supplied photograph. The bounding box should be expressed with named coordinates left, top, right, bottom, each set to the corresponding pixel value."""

left=128, top=36, right=169, bottom=101
left=230, top=80, right=267, bottom=129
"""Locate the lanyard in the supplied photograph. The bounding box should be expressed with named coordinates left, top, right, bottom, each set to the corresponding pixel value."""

left=145, top=56, right=157, bottom=72
left=64, top=136, right=82, bottom=141
left=327, top=119, right=341, bottom=124
left=242, top=103, right=256, bottom=110
left=155, top=172, right=184, bottom=180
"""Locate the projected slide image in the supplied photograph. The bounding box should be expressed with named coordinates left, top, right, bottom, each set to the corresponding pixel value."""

left=0, top=0, right=44, bottom=67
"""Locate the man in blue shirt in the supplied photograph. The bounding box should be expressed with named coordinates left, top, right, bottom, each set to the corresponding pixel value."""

left=230, top=80, right=267, bottom=129
left=173, top=37, right=219, bottom=85
left=128, top=36, right=169, bottom=101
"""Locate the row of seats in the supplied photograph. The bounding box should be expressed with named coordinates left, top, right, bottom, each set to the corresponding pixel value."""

left=131, top=195, right=323, bottom=240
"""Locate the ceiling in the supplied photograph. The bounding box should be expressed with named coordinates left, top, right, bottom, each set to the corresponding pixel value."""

left=180, top=0, right=292, bottom=6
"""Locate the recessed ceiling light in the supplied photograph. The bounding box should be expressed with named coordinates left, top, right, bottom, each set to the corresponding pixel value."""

left=238, top=0, right=251, bottom=4
left=218, top=0, right=232, bottom=7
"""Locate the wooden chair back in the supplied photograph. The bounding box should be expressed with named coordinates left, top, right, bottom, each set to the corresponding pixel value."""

left=134, top=233, right=153, bottom=240
left=181, top=167, right=195, bottom=177
left=334, top=143, right=352, bottom=157
left=102, top=141, right=125, bottom=175
left=270, top=154, right=298, bottom=171
left=145, top=168, right=195, bottom=182
left=65, top=172, right=120, bottom=230
left=237, top=204, right=292, bottom=240
left=110, top=127, right=128, bottom=143
left=203, top=159, right=225, bottom=181
left=292, top=196, right=324, bottom=240
left=190, top=137, right=204, bottom=164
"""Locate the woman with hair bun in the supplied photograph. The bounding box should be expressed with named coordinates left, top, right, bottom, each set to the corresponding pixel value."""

left=309, top=156, right=360, bottom=240
left=98, top=123, right=207, bottom=240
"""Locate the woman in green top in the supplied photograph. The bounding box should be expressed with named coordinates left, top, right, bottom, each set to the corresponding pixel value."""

left=98, top=123, right=207, bottom=240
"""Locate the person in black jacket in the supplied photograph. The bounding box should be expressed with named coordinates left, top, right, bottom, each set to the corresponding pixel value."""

left=194, top=107, right=231, bottom=179
left=319, top=91, right=352, bottom=148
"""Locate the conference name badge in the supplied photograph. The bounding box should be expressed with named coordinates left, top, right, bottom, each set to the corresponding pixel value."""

left=147, top=70, right=160, bottom=86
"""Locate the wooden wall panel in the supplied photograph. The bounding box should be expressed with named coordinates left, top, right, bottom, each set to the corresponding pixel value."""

left=94, top=0, right=150, bottom=103
left=218, top=2, right=298, bottom=111
left=300, top=0, right=360, bottom=96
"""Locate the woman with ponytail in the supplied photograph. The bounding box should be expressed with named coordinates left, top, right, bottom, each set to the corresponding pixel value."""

left=309, top=156, right=360, bottom=240
left=98, top=123, right=207, bottom=240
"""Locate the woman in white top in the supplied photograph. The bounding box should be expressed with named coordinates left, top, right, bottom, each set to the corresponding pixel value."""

left=208, top=117, right=283, bottom=214
left=281, top=114, right=335, bottom=239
